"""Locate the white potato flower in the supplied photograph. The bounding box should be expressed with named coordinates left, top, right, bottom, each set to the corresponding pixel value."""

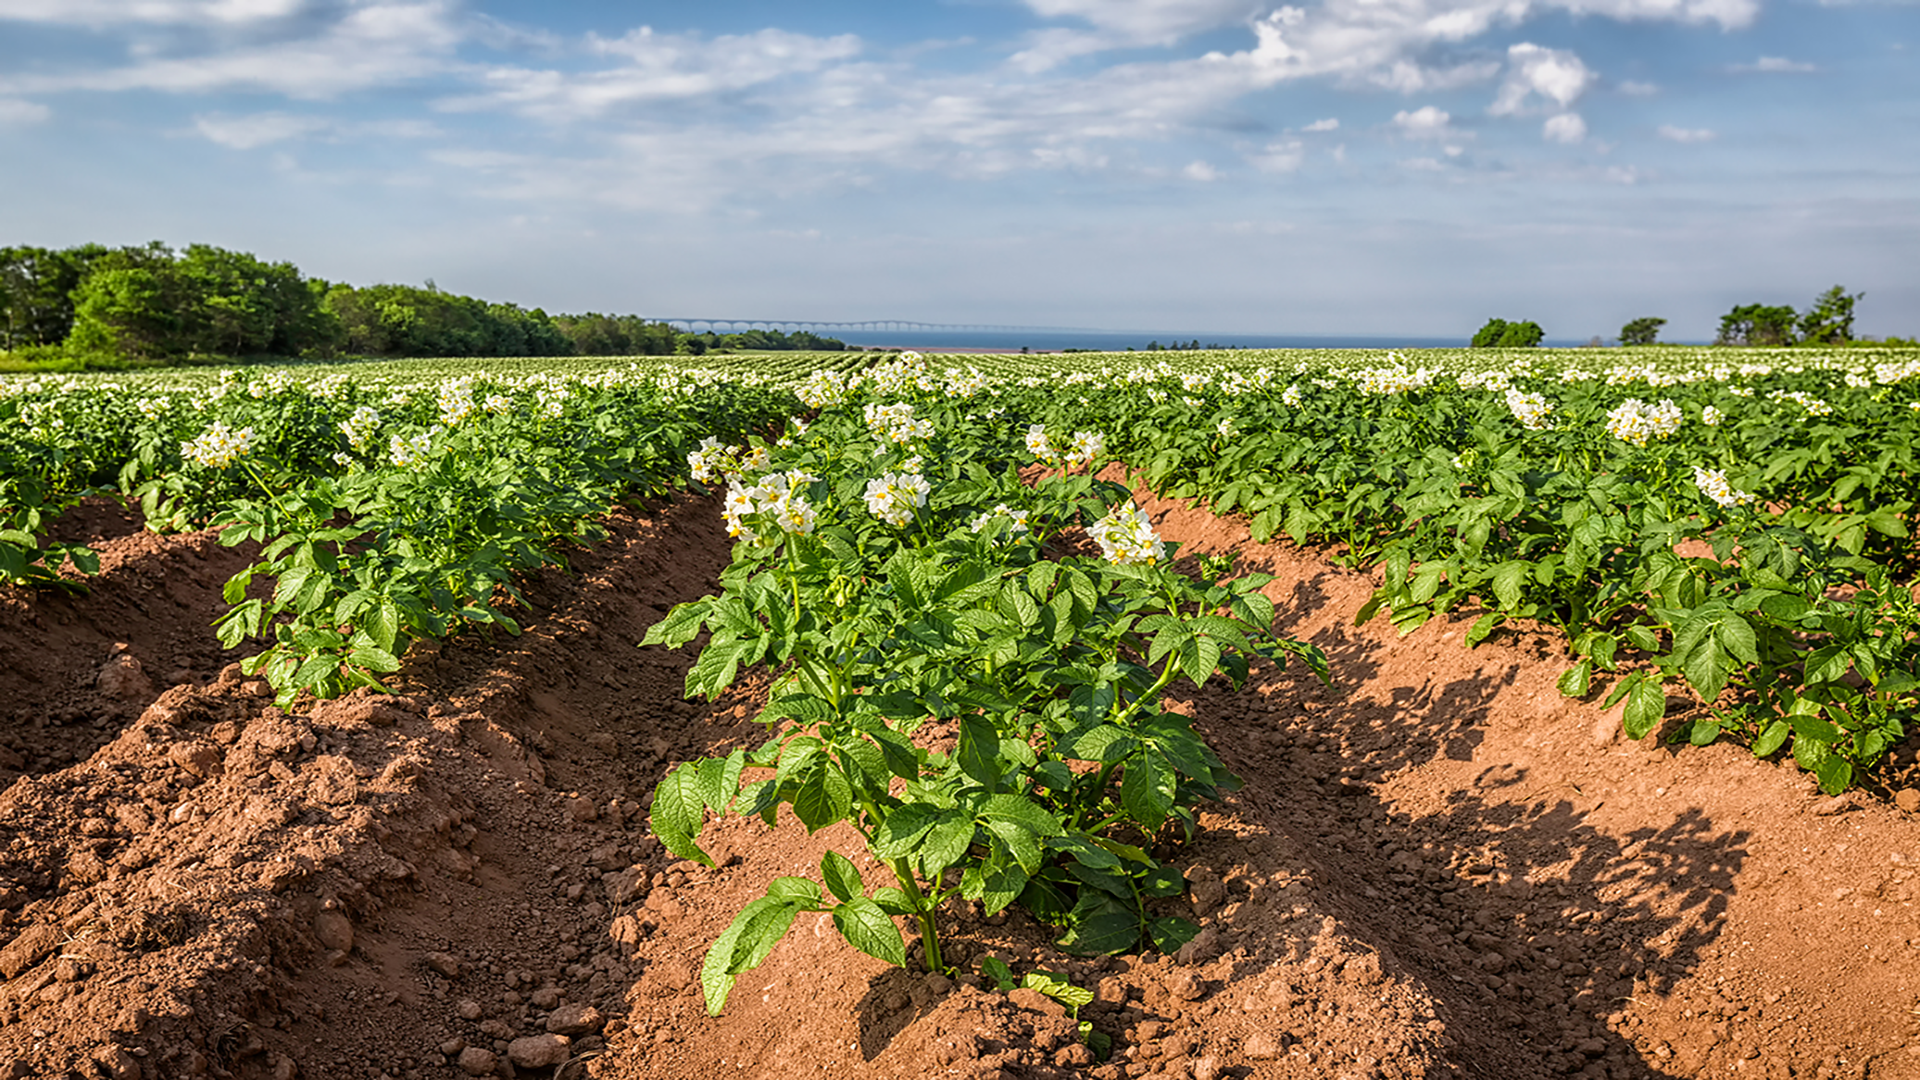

left=1088, top=503, right=1165, bottom=566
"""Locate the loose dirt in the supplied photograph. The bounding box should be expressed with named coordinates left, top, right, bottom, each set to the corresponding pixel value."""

left=1, top=482, right=1917, bottom=1080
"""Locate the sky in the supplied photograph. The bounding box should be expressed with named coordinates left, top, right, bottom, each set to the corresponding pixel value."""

left=1, top=0, right=1915, bottom=342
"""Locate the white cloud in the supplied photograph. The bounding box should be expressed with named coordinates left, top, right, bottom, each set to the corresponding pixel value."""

left=1019, top=0, right=1271, bottom=42
left=1732, top=56, right=1819, bottom=72
left=1183, top=159, right=1219, bottom=180
left=1543, top=112, right=1587, bottom=142
left=1618, top=80, right=1659, bottom=96
left=1394, top=105, right=1456, bottom=139
left=0, top=97, right=49, bottom=124
left=192, top=110, right=439, bottom=147
left=1492, top=43, right=1593, bottom=115
left=1302, top=117, right=1339, bottom=132
left=194, top=110, right=327, bottom=147
left=1, top=2, right=466, bottom=99
left=440, top=28, right=862, bottom=120
left=0, top=0, right=309, bottom=27
left=1250, top=139, right=1304, bottom=171
left=1656, top=124, right=1714, bottom=142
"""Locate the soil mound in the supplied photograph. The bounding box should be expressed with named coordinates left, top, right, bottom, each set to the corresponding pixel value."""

left=0, top=484, right=1914, bottom=1080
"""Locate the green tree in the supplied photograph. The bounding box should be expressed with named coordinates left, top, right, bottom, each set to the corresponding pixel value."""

left=1619, top=317, right=1666, bottom=346
left=1796, top=285, right=1860, bottom=345
left=67, top=266, right=178, bottom=360
left=0, top=244, right=107, bottom=349
left=1497, top=321, right=1544, bottom=347
left=1474, top=318, right=1542, bottom=347
left=1715, top=304, right=1797, bottom=346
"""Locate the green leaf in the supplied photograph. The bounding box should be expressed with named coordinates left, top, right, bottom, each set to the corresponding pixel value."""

left=1556, top=660, right=1592, bottom=699
left=1464, top=611, right=1499, bottom=648
left=917, top=812, right=975, bottom=877
left=765, top=876, right=824, bottom=905
left=956, top=716, right=1002, bottom=787
left=1752, top=720, right=1790, bottom=757
left=348, top=644, right=401, bottom=674
left=822, top=850, right=863, bottom=904
left=700, top=908, right=752, bottom=1016
left=1056, top=893, right=1140, bottom=956
left=790, top=758, right=853, bottom=832
left=1148, top=916, right=1201, bottom=954
left=651, top=764, right=714, bottom=867
left=980, top=955, right=1016, bottom=991
left=1489, top=561, right=1528, bottom=611
left=1622, top=679, right=1667, bottom=740
left=1120, top=748, right=1175, bottom=830
left=978, top=794, right=1064, bottom=837
left=1023, top=970, right=1095, bottom=1010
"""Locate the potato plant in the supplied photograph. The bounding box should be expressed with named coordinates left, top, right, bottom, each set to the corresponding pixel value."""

left=642, top=384, right=1326, bottom=1013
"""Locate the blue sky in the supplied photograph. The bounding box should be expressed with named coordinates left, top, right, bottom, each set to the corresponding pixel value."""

left=1, top=0, right=1914, bottom=341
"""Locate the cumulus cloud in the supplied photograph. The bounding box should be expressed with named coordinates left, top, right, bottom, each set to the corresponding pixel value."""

left=0, top=97, right=49, bottom=124
left=1394, top=105, right=1456, bottom=139
left=1302, top=117, right=1339, bottom=131
left=1491, top=43, right=1593, bottom=115
left=1656, top=124, right=1714, bottom=142
left=1183, top=159, right=1219, bottom=180
left=1543, top=112, right=1586, bottom=142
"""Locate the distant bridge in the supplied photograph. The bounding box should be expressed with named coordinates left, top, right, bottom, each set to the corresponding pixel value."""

left=659, top=318, right=1110, bottom=336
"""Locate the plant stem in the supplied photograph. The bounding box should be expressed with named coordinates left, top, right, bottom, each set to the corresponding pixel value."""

left=887, top=859, right=944, bottom=973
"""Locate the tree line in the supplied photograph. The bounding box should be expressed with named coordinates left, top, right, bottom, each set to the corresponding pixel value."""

left=1476, top=285, right=1907, bottom=349
left=0, top=241, right=848, bottom=366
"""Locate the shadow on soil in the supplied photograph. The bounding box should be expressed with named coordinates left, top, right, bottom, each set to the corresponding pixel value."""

left=1201, top=565, right=1746, bottom=1079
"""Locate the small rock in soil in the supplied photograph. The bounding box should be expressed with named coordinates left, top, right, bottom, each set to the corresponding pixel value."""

left=1898, top=789, right=1920, bottom=814
left=455, top=1047, right=497, bottom=1077
left=547, top=1003, right=604, bottom=1036
left=1811, top=794, right=1858, bottom=816
left=1244, top=1032, right=1285, bottom=1059
left=313, top=910, right=354, bottom=953
left=507, top=1033, right=572, bottom=1069
left=426, top=951, right=464, bottom=979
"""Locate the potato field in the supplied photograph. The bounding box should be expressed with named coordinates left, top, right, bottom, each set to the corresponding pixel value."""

left=2, top=347, right=1919, bottom=1080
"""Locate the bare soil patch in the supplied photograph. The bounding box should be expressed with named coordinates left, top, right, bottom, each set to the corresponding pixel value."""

left=1, top=482, right=1916, bottom=1080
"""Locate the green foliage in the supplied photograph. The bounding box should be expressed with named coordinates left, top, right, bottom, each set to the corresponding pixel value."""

left=1472, top=319, right=1544, bottom=348
left=1716, top=303, right=1798, bottom=347
left=1619, top=317, right=1666, bottom=346
left=321, top=282, right=570, bottom=359
left=1797, top=286, right=1860, bottom=346
left=641, top=383, right=1326, bottom=1013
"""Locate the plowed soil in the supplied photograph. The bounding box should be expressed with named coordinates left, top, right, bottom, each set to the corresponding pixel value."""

left=2, top=477, right=1918, bottom=1080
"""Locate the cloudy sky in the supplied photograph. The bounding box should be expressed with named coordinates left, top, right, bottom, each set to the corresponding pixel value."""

left=1, top=0, right=1914, bottom=341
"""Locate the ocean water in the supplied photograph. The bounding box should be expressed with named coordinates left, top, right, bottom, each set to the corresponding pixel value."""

left=821, top=329, right=1592, bottom=352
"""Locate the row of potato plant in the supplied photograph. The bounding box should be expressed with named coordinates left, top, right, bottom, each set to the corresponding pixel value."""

left=1, top=365, right=792, bottom=703
left=639, top=356, right=1327, bottom=1015
left=994, top=353, right=1920, bottom=794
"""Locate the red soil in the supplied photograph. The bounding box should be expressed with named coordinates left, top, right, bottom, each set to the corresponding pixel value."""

left=1, top=484, right=1917, bottom=1080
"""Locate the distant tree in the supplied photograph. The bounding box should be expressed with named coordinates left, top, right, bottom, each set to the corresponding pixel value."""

left=1620, top=317, right=1666, bottom=346
left=0, top=244, right=106, bottom=349
left=1796, top=285, right=1860, bottom=345
left=67, top=265, right=177, bottom=360
left=1475, top=318, right=1543, bottom=347
left=1715, top=304, right=1797, bottom=346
